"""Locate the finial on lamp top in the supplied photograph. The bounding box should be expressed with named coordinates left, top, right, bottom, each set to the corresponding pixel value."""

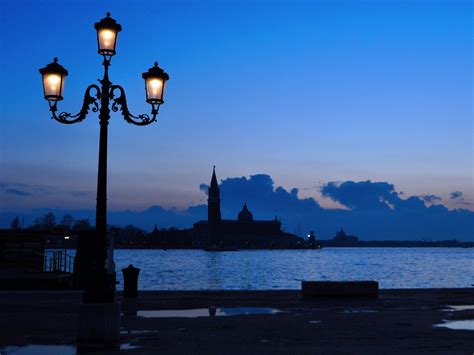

left=106, top=12, right=111, bottom=17
left=142, top=61, right=169, bottom=81
left=39, top=57, right=68, bottom=77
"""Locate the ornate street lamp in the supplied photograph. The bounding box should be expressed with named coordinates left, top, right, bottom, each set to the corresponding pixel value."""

left=39, top=13, right=169, bottom=303
left=39, top=58, right=68, bottom=102
left=143, top=62, right=169, bottom=105
left=94, top=12, right=122, bottom=57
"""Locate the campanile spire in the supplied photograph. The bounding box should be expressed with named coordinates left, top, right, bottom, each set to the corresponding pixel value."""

left=208, top=165, right=221, bottom=246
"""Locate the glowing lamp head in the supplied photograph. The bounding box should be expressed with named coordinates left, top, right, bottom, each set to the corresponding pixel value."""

left=142, top=62, right=170, bottom=105
left=39, top=57, right=68, bottom=102
left=94, top=12, right=122, bottom=56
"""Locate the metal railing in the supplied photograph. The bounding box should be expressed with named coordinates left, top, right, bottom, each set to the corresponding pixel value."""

left=43, top=250, right=75, bottom=273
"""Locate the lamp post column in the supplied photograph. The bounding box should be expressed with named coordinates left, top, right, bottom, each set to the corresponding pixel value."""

left=96, top=61, right=111, bottom=261
left=81, top=60, right=115, bottom=304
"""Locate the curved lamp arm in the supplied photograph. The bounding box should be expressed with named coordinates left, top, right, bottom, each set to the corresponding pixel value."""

left=110, top=85, right=158, bottom=126
left=49, top=85, right=101, bottom=124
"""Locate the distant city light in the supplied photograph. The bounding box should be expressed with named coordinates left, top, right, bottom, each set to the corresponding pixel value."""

left=64, top=236, right=70, bottom=240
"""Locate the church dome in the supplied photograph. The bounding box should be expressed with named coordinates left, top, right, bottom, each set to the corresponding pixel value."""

left=238, top=202, right=253, bottom=221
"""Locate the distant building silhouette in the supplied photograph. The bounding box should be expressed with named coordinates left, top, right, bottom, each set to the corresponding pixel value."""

left=333, top=228, right=359, bottom=244
left=193, top=167, right=298, bottom=248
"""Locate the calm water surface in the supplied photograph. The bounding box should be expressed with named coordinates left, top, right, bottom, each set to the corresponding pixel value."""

left=107, top=248, right=474, bottom=290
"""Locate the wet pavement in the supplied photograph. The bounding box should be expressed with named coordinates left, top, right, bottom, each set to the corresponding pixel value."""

left=136, top=307, right=281, bottom=318
left=0, top=289, right=473, bottom=354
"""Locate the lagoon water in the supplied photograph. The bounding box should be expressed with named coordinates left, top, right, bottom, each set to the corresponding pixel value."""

left=105, top=248, right=474, bottom=290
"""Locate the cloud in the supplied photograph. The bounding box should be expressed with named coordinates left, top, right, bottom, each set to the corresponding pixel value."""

left=0, top=181, right=91, bottom=199
left=4, top=188, right=31, bottom=196
left=199, top=184, right=209, bottom=195
left=321, top=181, right=446, bottom=213
left=1, top=175, right=473, bottom=241
left=218, top=174, right=320, bottom=219
left=450, top=191, right=464, bottom=200
left=422, top=194, right=442, bottom=204
left=217, top=177, right=472, bottom=241
left=0, top=182, right=50, bottom=196
left=320, top=180, right=401, bottom=210
left=1, top=183, right=34, bottom=197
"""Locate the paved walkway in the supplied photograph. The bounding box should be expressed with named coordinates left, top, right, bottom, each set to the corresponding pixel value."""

left=0, top=289, right=473, bottom=354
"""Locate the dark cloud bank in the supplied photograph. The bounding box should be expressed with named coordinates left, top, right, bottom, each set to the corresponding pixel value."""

left=1, top=175, right=473, bottom=241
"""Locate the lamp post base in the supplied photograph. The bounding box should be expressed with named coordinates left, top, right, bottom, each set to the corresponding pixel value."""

left=77, top=301, right=121, bottom=349
left=82, top=264, right=115, bottom=303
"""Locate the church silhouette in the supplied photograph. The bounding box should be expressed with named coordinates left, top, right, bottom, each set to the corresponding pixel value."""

left=193, top=167, right=299, bottom=249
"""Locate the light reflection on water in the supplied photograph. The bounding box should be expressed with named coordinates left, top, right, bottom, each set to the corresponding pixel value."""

left=434, top=320, right=474, bottom=331
left=66, top=248, right=474, bottom=290
left=137, top=307, right=280, bottom=318
left=445, top=305, right=474, bottom=311
left=0, top=345, right=75, bottom=354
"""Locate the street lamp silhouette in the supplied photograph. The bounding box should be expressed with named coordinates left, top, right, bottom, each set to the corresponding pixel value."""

left=39, top=13, right=169, bottom=303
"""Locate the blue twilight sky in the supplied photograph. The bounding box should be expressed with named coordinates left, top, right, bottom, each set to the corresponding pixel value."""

left=0, top=0, right=472, bottom=214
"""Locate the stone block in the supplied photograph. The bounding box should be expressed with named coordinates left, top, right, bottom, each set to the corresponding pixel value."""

left=302, top=281, right=379, bottom=298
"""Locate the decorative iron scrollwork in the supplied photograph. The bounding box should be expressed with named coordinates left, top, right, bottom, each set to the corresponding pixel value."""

left=110, top=85, right=158, bottom=126
left=47, top=83, right=159, bottom=126
left=49, top=85, right=101, bottom=124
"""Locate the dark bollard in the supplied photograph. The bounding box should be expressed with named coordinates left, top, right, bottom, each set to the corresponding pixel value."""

left=122, top=264, right=140, bottom=298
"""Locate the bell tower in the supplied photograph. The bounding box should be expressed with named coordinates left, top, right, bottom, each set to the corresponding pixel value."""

left=208, top=166, right=221, bottom=245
